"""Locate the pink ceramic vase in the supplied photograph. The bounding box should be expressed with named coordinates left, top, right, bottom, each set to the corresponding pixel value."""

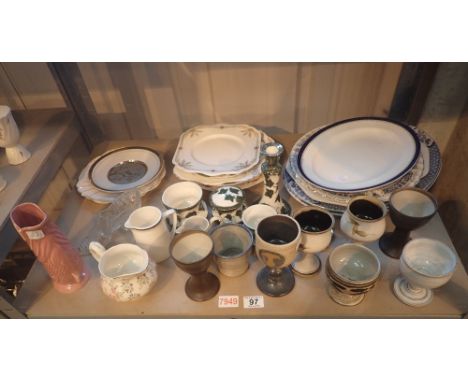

left=10, top=202, right=90, bottom=293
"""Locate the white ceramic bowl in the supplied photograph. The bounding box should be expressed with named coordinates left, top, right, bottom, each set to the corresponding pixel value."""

left=162, top=181, right=203, bottom=210
left=242, top=204, right=277, bottom=230
left=328, top=243, right=381, bottom=285
left=326, top=243, right=381, bottom=306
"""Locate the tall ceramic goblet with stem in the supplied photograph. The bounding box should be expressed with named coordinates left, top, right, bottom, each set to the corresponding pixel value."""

left=394, top=238, right=456, bottom=307
left=379, top=187, right=437, bottom=259
left=255, top=215, right=301, bottom=297
left=0, top=105, right=31, bottom=165
left=170, top=230, right=220, bottom=302
left=292, top=206, right=335, bottom=276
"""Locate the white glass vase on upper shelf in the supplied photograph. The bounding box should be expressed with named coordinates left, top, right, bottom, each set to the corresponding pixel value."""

left=0, top=105, right=31, bottom=165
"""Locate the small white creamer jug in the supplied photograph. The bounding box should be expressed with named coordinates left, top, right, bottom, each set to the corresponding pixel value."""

left=124, top=206, right=177, bottom=263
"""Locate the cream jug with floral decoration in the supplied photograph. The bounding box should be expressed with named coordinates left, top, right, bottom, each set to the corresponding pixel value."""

left=89, top=241, right=157, bottom=302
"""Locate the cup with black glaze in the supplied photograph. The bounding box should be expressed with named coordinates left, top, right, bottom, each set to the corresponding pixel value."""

left=379, top=187, right=437, bottom=259
left=292, top=206, right=335, bottom=276
left=340, top=196, right=387, bottom=243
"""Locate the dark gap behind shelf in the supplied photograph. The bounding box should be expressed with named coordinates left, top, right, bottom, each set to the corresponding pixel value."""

left=0, top=239, right=36, bottom=298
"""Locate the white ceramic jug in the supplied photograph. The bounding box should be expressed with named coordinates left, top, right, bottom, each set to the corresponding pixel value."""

left=124, top=206, right=177, bottom=263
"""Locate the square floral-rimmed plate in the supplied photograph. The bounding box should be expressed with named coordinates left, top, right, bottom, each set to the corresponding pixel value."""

left=172, top=124, right=261, bottom=176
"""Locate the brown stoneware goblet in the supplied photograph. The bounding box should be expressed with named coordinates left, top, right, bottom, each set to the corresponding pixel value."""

left=379, top=187, right=438, bottom=259
left=170, top=230, right=220, bottom=302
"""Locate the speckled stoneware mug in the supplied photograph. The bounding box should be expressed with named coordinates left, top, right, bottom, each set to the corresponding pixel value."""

left=210, top=223, right=253, bottom=277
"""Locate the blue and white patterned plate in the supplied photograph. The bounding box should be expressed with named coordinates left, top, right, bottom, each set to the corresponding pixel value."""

left=283, top=170, right=345, bottom=215
left=414, top=128, right=442, bottom=190
left=283, top=125, right=441, bottom=215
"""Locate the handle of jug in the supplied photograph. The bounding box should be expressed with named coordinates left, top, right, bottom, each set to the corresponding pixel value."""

left=89, top=241, right=106, bottom=262
left=162, top=209, right=178, bottom=237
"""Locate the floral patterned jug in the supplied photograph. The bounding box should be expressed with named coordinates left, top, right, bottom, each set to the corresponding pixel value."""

left=89, top=241, right=157, bottom=302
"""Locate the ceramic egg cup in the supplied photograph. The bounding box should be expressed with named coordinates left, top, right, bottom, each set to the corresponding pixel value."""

left=292, top=206, right=335, bottom=276
left=379, top=187, right=438, bottom=259
left=326, top=243, right=381, bottom=306
left=393, top=238, right=456, bottom=307
left=340, top=196, right=387, bottom=243
left=170, top=230, right=220, bottom=302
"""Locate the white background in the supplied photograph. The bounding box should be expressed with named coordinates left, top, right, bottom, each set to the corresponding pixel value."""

left=1, top=1, right=467, bottom=381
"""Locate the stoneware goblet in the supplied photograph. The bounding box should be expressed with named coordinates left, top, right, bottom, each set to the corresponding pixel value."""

left=292, top=206, right=335, bottom=276
left=170, top=230, right=220, bottom=302
left=326, top=243, right=381, bottom=306
left=379, top=187, right=437, bottom=259
left=255, top=215, right=301, bottom=297
left=393, top=238, right=456, bottom=307
left=340, top=195, right=387, bottom=243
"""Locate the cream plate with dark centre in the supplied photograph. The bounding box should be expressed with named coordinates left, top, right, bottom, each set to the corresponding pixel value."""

left=107, top=160, right=148, bottom=184
left=89, top=147, right=162, bottom=192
